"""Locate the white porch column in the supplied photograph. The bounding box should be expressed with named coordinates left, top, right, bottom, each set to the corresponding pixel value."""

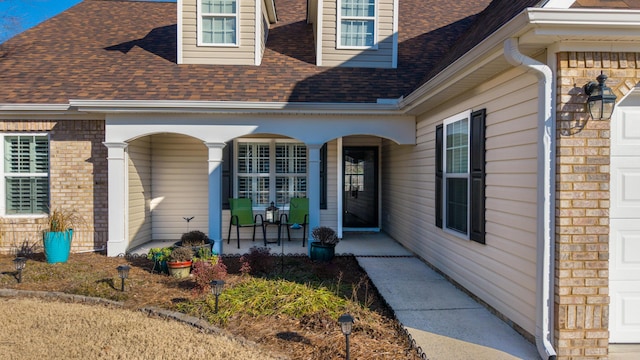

left=307, top=144, right=322, bottom=255
left=206, top=142, right=225, bottom=255
left=104, top=142, right=128, bottom=257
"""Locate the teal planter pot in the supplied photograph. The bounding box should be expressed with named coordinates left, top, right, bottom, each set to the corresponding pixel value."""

left=43, top=229, right=73, bottom=264
left=309, top=242, right=335, bottom=262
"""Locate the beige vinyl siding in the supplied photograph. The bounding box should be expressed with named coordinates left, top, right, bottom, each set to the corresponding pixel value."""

left=381, top=68, right=540, bottom=335
left=320, top=0, right=395, bottom=68
left=128, top=138, right=152, bottom=249
left=150, top=134, right=209, bottom=241
left=181, top=0, right=257, bottom=65
left=259, top=3, right=269, bottom=63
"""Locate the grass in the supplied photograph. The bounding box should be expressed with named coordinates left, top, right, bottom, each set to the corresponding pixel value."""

left=0, top=250, right=416, bottom=359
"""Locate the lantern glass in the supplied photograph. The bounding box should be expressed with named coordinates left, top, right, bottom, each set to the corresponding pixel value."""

left=117, top=265, right=130, bottom=279
left=339, top=314, right=354, bottom=335
left=265, top=201, right=279, bottom=223
left=211, top=279, right=225, bottom=296
left=13, top=257, right=26, bottom=271
left=584, top=72, right=617, bottom=121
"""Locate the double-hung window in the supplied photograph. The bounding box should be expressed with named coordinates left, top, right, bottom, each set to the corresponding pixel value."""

left=2, top=135, right=49, bottom=215
left=435, top=109, right=486, bottom=243
left=199, top=0, right=238, bottom=46
left=338, top=0, right=377, bottom=48
left=236, top=140, right=307, bottom=208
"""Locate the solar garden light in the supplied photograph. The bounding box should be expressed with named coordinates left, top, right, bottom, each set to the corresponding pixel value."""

left=338, top=313, right=354, bottom=360
left=210, top=279, right=225, bottom=313
left=116, top=264, right=130, bottom=292
left=13, top=257, right=26, bottom=283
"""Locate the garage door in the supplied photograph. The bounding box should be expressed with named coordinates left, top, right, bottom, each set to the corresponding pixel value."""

left=610, top=92, right=640, bottom=343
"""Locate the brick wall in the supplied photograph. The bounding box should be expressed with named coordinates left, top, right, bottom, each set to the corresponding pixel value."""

left=0, top=120, right=107, bottom=254
left=556, top=52, right=640, bottom=359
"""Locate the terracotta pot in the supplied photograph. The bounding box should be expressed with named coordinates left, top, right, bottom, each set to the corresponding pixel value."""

left=167, top=260, right=192, bottom=279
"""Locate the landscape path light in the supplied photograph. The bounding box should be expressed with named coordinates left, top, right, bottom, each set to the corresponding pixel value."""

left=338, top=313, right=354, bottom=360
left=116, top=264, right=130, bottom=292
left=210, top=279, right=225, bottom=313
left=13, top=257, right=26, bottom=283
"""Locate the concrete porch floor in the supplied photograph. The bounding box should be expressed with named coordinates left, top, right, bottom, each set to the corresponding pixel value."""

left=129, top=232, right=638, bottom=359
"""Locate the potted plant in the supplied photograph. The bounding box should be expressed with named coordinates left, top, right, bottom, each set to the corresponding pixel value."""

left=166, top=246, right=193, bottom=279
left=309, top=226, right=339, bottom=261
left=42, top=208, right=82, bottom=264
left=175, top=230, right=212, bottom=253
left=147, top=247, right=172, bottom=274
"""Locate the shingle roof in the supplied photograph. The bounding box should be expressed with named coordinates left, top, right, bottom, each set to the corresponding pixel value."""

left=0, top=0, right=541, bottom=104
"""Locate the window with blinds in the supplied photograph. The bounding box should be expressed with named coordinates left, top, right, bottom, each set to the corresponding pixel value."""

left=236, top=140, right=307, bottom=208
left=4, top=135, right=49, bottom=214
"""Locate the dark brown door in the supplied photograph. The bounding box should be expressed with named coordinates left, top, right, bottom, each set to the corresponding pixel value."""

left=343, top=147, right=378, bottom=228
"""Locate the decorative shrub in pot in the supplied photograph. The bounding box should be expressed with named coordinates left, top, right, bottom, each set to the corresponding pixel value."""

left=175, top=230, right=212, bottom=253
left=43, top=208, right=82, bottom=264
left=309, top=226, right=339, bottom=261
left=147, top=247, right=172, bottom=274
left=166, top=246, right=194, bottom=279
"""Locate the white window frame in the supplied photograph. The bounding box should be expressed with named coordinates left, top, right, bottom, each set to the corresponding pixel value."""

left=442, top=110, right=471, bottom=239
left=0, top=133, right=50, bottom=217
left=234, top=139, right=307, bottom=210
left=197, top=0, right=239, bottom=47
left=337, top=0, right=378, bottom=50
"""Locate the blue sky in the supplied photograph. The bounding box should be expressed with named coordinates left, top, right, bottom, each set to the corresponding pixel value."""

left=0, top=1, right=175, bottom=42
left=0, top=0, right=82, bottom=42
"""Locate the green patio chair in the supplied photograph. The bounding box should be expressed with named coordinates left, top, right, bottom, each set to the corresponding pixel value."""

left=279, top=197, right=309, bottom=247
left=228, top=198, right=266, bottom=249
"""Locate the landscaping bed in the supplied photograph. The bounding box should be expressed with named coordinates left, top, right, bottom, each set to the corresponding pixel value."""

left=0, top=251, right=416, bottom=359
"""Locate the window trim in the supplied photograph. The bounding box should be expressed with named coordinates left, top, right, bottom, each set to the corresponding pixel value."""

left=197, top=0, right=240, bottom=47
left=336, top=0, right=378, bottom=50
left=234, top=138, right=307, bottom=210
left=442, top=110, right=471, bottom=239
left=0, top=133, right=50, bottom=217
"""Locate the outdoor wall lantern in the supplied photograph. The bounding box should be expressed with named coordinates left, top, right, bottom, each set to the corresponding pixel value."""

left=338, top=313, right=354, bottom=360
left=116, top=264, right=130, bottom=292
left=265, top=201, right=279, bottom=223
left=13, top=257, right=26, bottom=283
left=210, top=279, right=225, bottom=313
left=583, top=71, right=617, bottom=121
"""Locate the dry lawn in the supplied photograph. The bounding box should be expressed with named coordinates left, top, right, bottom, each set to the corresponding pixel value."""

left=0, top=297, right=282, bottom=359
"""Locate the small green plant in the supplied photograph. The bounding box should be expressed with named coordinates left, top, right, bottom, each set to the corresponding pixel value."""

left=147, top=247, right=172, bottom=262
left=168, top=246, right=193, bottom=262
left=311, top=226, right=339, bottom=246
left=180, top=230, right=209, bottom=247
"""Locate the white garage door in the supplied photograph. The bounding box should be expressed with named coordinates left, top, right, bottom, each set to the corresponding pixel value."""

left=610, top=92, right=640, bottom=343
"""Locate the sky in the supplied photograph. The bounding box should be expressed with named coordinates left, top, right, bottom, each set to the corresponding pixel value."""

left=0, top=0, right=82, bottom=42
left=0, top=1, right=175, bottom=43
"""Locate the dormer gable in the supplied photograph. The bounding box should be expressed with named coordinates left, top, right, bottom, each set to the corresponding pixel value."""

left=178, top=0, right=277, bottom=65
left=308, top=0, right=398, bottom=68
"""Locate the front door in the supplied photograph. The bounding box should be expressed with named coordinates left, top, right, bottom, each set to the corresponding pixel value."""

left=610, top=94, right=640, bottom=343
left=343, top=147, right=378, bottom=228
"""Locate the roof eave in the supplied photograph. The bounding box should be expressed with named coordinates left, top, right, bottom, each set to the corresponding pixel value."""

left=400, top=8, right=640, bottom=115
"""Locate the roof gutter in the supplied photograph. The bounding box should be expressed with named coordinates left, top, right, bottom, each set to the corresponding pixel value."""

left=68, top=99, right=404, bottom=116
left=503, top=37, right=557, bottom=360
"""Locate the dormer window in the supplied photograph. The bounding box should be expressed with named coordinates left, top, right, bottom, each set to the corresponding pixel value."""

left=337, top=0, right=377, bottom=49
left=199, top=0, right=238, bottom=46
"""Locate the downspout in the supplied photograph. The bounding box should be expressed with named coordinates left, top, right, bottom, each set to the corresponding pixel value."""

left=503, top=38, right=557, bottom=360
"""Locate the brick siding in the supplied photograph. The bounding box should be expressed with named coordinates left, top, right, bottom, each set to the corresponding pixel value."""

left=556, top=52, right=640, bottom=359
left=0, top=120, right=107, bottom=255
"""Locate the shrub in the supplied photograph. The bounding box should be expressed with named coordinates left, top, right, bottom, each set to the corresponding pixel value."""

left=239, top=247, right=272, bottom=275
left=180, top=230, right=209, bottom=246
left=168, top=247, right=193, bottom=262
left=311, top=226, right=339, bottom=246
left=192, top=259, right=228, bottom=292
